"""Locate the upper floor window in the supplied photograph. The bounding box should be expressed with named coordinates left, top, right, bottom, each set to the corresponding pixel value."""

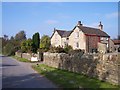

left=100, top=37, right=109, bottom=41
left=75, top=32, right=79, bottom=38
left=66, top=38, right=69, bottom=40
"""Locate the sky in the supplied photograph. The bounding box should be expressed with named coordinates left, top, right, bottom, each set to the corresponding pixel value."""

left=2, top=2, right=118, bottom=39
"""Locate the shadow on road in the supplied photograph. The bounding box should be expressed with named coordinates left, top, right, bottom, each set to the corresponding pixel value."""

left=2, top=64, right=19, bottom=67
left=0, top=56, right=8, bottom=57
left=2, top=73, right=57, bottom=88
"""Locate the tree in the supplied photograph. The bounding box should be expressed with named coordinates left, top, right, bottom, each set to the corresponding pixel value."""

left=21, top=40, right=27, bottom=53
left=1, top=35, right=9, bottom=54
left=32, top=32, right=40, bottom=53
left=2, top=35, right=9, bottom=48
left=21, top=39, right=33, bottom=53
left=15, top=30, right=26, bottom=41
left=40, top=35, right=50, bottom=51
left=3, top=42, right=15, bottom=56
left=10, top=36, right=14, bottom=41
left=26, top=39, right=33, bottom=53
left=2, top=31, right=27, bottom=55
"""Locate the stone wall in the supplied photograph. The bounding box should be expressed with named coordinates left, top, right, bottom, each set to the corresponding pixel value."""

left=98, top=42, right=107, bottom=54
left=15, top=52, right=42, bottom=61
left=22, top=53, right=31, bottom=60
left=43, top=52, right=119, bottom=85
left=15, top=52, right=22, bottom=58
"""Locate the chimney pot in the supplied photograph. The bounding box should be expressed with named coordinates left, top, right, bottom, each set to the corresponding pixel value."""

left=77, top=21, right=83, bottom=26
left=98, top=21, right=103, bottom=30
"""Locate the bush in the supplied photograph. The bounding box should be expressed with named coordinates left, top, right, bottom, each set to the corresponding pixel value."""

left=48, top=45, right=84, bottom=57
left=64, top=45, right=73, bottom=53
left=68, top=49, right=85, bottom=57
left=48, top=46, right=66, bottom=53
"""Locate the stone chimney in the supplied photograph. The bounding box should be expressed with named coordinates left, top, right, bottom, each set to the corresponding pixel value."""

left=98, top=21, right=103, bottom=30
left=77, top=21, right=83, bottom=26
left=53, top=28, right=56, bottom=33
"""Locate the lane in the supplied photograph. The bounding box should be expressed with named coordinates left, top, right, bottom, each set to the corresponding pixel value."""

left=2, top=56, right=57, bottom=88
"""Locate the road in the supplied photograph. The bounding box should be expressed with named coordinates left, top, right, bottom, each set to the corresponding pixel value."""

left=2, top=56, right=57, bottom=88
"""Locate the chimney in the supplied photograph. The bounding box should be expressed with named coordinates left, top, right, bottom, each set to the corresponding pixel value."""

left=98, top=21, right=103, bottom=30
left=77, top=21, right=83, bottom=26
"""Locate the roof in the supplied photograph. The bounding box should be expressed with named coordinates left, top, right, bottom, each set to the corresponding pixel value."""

left=51, top=24, right=110, bottom=38
left=112, top=40, right=120, bottom=45
left=77, top=26, right=110, bottom=37
left=55, top=30, right=72, bottom=37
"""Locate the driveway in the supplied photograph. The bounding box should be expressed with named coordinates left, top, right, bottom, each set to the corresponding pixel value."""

left=2, top=56, right=57, bottom=88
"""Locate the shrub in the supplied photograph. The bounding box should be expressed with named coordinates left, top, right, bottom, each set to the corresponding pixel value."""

left=64, top=45, right=73, bottom=53
left=48, top=46, right=66, bottom=53
left=48, top=45, right=84, bottom=57
left=68, top=49, right=85, bottom=57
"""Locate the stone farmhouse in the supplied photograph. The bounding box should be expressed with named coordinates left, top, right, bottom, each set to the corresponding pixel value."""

left=51, top=21, right=112, bottom=53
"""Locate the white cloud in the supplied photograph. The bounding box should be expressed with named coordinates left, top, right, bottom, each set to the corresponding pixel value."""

left=45, top=20, right=59, bottom=24
left=105, top=12, right=118, bottom=19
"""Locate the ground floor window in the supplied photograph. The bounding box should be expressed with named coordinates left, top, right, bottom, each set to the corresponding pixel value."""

left=91, top=48, right=97, bottom=53
left=76, top=42, right=79, bottom=48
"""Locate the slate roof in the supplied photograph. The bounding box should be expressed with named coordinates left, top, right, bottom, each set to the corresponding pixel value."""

left=112, top=40, right=120, bottom=45
left=53, top=25, right=109, bottom=38
left=78, top=26, right=110, bottom=37
left=55, top=30, right=72, bottom=37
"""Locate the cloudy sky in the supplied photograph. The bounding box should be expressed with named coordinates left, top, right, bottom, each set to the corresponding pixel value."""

left=2, top=2, right=118, bottom=39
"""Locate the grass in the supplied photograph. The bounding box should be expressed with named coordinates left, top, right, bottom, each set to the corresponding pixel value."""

left=32, top=64, right=120, bottom=89
left=12, top=56, right=31, bottom=62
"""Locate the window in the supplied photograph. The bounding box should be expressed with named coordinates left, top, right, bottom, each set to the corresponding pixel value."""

left=106, top=44, right=108, bottom=48
left=75, top=32, right=79, bottom=38
left=76, top=42, right=79, bottom=48
left=100, top=37, right=103, bottom=40
left=106, top=38, right=108, bottom=40
left=64, top=42, right=68, bottom=46
left=66, top=38, right=69, bottom=40
left=77, top=32, right=79, bottom=37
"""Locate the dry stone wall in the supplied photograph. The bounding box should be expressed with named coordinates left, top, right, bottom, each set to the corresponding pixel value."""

left=43, top=52, right=119, bottom=85
left=15, top=52, right=42, bottom=61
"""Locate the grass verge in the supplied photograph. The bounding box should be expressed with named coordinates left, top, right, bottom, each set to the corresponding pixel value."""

left=12, top=56, right=31, bottom=62
left=32, top=64, right=120, bottom=88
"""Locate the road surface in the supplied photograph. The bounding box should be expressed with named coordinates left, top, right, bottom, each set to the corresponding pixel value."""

left=2, top=56, right=57, bottom=88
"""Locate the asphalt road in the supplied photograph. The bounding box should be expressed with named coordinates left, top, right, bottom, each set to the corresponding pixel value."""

left=2, top=56, right=57, bottom=88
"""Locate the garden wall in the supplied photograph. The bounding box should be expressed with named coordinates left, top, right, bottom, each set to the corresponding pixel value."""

left=43, top=52, right=120, bottom=85
left=15, top=52, right=42, bottom=61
